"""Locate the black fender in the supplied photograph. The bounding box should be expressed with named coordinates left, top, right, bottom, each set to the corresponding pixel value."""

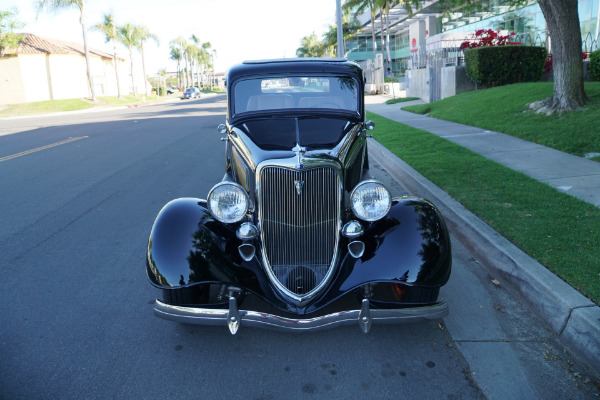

left=146, top=197, right=451, bottom=313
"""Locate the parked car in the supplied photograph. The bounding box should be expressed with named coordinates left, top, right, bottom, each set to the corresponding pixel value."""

left=146, top=59, right=452, bottom=334
left=167, top=87, right=177, bottom=95
left=182, top=87, right=200, bottom=99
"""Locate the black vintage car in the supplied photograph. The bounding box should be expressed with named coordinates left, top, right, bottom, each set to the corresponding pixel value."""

left=146, top=58, right=451, bottom=334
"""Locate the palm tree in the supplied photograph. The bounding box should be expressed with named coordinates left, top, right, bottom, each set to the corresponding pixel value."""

left=93, top=12, right=122, bottom=98
left=118, top=23, right=140, bottom=96
left=158, top=67, right=167, bottom=95
left=136, top=25, right=159, bottom=95
left=171, top=36, right=189, bottom=87
left=343, top=0, right=378, bottom=63
left=296, top=33, right=325, bottom=57
left=377, top=0, right=397, bottom=77
left=323, top=13, right=362, bottom=57
left=209, top=49, right=217, bottom=89
left=186, top=43, right=197, bottom=88
left=190, top=35, right=204, bottom=88
left=36, top=0, right=96, bottom=101
left=169, top=45, right=182, bottom=89
left=201, top=42, right=212, bottom=89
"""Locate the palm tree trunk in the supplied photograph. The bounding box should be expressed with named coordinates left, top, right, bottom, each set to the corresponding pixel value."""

left=379, top=10, right=387, bottom=77
left=79, top=5, right=96, bottom=101
left=141, top=42, right=149, bottom=95
left=370, top=7, right=377, bottom=62
left=112, top=37, right=122, bottom=98
left=129, top=45, right=136, bottom=96
left=385, top=11, right=392, bottom=76
left=188, top=56, right=193, bottom=87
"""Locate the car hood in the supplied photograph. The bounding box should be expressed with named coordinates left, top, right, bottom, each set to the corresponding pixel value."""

left=229, top=116, right=363, bottom=171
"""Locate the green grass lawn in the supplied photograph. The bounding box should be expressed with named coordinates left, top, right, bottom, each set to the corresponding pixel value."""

left=368, top=110, right=600, bottom=305
left=402, top=82, right=600, bottom=160
left=385, top=97, right=420, bottom=104
left=0, top=94, right=179, bottom=117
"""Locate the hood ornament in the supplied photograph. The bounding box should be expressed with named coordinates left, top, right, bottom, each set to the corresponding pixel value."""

left=294, top=180, right=304, bottom=195
left=292, top=144, right=306, bottom=169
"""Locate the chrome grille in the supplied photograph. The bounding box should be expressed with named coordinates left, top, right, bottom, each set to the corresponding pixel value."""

left=259, top=166, right=340, bottom=297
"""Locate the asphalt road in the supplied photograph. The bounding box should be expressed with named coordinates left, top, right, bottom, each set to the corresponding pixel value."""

left=0, top=96, right=597, bottom=399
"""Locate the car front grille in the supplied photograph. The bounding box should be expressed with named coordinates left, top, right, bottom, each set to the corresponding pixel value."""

left=258, top=165, right=340, bottom=298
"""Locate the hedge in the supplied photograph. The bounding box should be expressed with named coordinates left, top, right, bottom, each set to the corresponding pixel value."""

left=590, top=50, right=600, bottom=81
left=464, top=45, right=547, bottom=86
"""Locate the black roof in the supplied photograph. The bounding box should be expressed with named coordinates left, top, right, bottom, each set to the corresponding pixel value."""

left=226, top=58, right=363, bottom=85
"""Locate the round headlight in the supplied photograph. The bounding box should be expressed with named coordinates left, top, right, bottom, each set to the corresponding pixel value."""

left=350, top=180, right=391, bottom=222
left=207, top=182, right=249, bottom=223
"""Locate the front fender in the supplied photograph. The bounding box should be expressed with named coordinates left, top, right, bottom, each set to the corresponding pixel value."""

left=146, top=198, right=257, bottom=289
left=340, top=197, right=451, bottom=289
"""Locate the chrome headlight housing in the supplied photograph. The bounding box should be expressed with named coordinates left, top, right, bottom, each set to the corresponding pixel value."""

left=207, top=182, right=249, bottom=223
left=350, top=180, right=391, bottom=222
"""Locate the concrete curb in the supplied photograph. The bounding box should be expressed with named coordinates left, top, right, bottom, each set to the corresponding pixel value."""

left=368, top=138, right=600, bottom=373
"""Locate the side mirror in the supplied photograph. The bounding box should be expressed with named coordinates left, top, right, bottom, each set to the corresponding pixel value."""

left=217, top=124, right=227, bottom=134
left=365, top=120, right=375, bottom=131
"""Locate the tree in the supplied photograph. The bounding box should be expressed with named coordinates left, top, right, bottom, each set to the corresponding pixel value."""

left=36, top=0, right=97, bottom=101
left=158, top=67, right=167, bottom=95
left=185, top=42, right=197, bottom=87
left=169, top=45, right=182, bottom=89
left=93, top=13, right=122, bottom=98
left=136, top=25, right=159, bottom=95
left=530, top=0, right=585, bottom=114
left=171, top=36, right=189, bottom=87
left=209, top=48, right=216, bottom=89
left=323, top=12, right=362, bottom=57
left=203, top=42, right=213, bottom=89
left=377, top=0, right=396, bottom=77
left=0, top=9, right=23, bottom=57
left=343, top=0, right=379, bottom=63
left=296, top=33, right=325, bottom=57
left=401, top=0, right=586, bottom=114
left=190, top=34, right=202, bottom=87
left=118, top=23, right=140, bottom=96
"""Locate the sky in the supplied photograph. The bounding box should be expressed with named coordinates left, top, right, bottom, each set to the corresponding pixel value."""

left=1, top=0, right=340, bottom=75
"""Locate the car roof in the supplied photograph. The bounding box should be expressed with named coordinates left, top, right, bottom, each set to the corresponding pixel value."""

left=226, top=58, right=364, bottom=84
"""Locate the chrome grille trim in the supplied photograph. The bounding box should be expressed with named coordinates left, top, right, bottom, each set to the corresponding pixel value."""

left=257, top=160, right=342, bottom=304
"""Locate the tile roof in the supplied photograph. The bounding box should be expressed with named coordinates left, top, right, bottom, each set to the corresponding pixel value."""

left=4, top=33, right=115, bottom=59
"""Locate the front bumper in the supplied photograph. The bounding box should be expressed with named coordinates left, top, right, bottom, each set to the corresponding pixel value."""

left=154, top=297, right=448, bottom=334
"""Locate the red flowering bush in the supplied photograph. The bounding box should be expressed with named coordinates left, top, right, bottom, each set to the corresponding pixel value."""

left=459, top=29, right=521, bottom=50
left=544, top=52, right=589, bottom=74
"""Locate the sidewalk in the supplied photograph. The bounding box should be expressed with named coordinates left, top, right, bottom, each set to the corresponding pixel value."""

left=365, top=94, right=600, bottom=373
left=365, top=95, right=600, bottom=207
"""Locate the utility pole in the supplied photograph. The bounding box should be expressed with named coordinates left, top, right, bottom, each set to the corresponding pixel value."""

left=336, top=0, right=344, bottom=58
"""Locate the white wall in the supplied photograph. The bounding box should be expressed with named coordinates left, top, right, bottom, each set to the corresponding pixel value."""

left=18, top=54, right=51, bottom=102
left=0, top=56, right=27, bottom=105
left=1, top=50, right=150, bottom=105
left=47, top=54, right=90, bottom=99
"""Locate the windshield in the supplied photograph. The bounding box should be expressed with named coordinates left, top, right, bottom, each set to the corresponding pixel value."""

left=233, top=76, right=359, bottom=115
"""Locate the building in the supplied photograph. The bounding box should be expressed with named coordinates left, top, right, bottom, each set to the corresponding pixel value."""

left=345, top=0, right=599, bottom=101
left=0, top=33, right=147, bottom=105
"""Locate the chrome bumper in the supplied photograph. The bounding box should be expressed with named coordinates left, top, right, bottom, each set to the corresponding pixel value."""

left=154, top=297, right=448, bottom=334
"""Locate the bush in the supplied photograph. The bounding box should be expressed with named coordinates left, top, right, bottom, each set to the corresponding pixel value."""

left=464, top=46, right=547, bottom=86
left=590, top=50, right=600, bottom=81
left=153, top=87, right=166, bottom=96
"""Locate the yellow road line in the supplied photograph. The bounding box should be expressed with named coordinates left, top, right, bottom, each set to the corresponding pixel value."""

left=0, top=136, right=88, bottom=163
